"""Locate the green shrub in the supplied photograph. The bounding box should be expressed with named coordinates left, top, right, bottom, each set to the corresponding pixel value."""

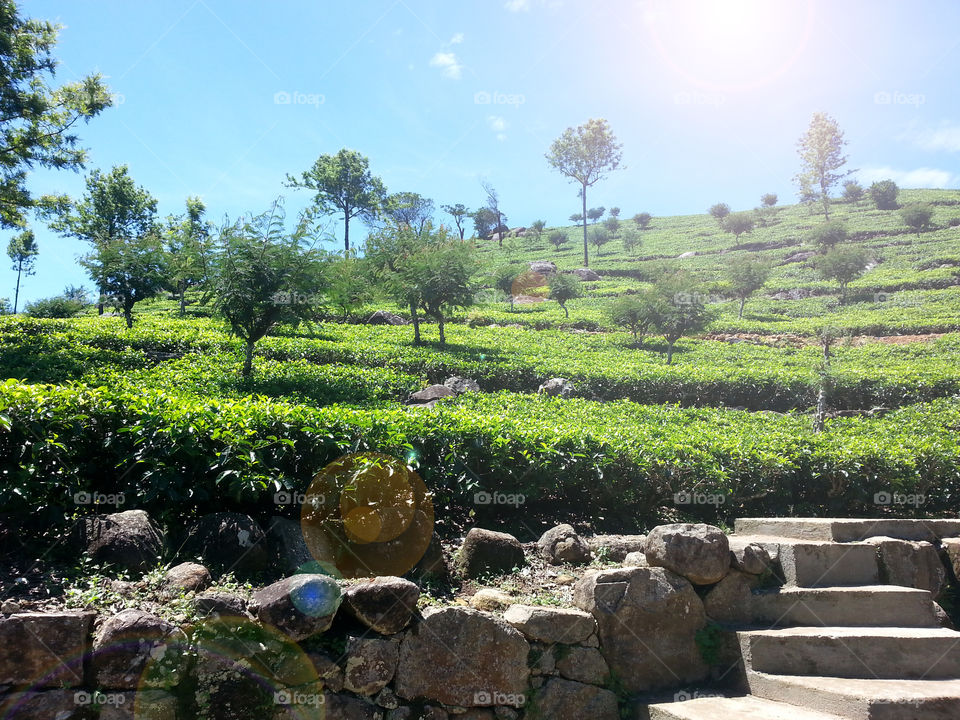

left=24, top=296, right=85, bottom=318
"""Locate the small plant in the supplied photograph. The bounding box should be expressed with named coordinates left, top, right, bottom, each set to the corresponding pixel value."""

left=548, top=273, right=583, bottom=318
left=695, top=622, right=726, bottom=665
left=24, top=295, right=85, bottom=318
left=900, top=202, right=935, bottom=237
left=869, top=179, right=899, bottom=210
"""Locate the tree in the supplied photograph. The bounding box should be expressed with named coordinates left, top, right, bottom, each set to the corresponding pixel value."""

left=608, top=290, right=659, bottom=344
left=900, top=203, right=934, bottom=237
left=609, top=207, right=621, bottom=218
left=725, top=256, right=770, bottom=319
left=441, top=203, right=471, bottom=240
left=0, top=1, right=112, bottom=230
left=480, top=180, right=507, bottom=247
left=621, top=227, right=641, bottom=254
left=817, top=245, right=868, bottom=304
left=6, top=228, right=37, bottom=313
left=590, top=227, right=611, bottom=256
left=80, top=231, right=167, bottom=328
left=386, top=191, right=434, bottom=235
left=209, top=202, right=327, bottom=375
left=708, top=203, right=730, bottom=224
left=472, top=207, right=499, bottom=240
left=651, top=272, right=710, bottom=364
left=529, top=219, right=546, bottom=244
left=587, top=206, right=606, bottom=224
left=548, top=230, right=568, bottom=252
left=869, top=180, right=899, bottom=210
left=494, top=263, right=524, bottom=310
left=569, top=213, right=583, bottom=223
left=408, top=239, right=477, bottom=345
left=285, top=148, right=387, bottom=252
left=546, top=118, right=623, bottom=267
left=48, top=165, right=158, bottom=314
left=794, top=112, right=850, bottom=220
left=547, top=273, right=582, bottom=318
left=326, top=255, right=371, bottom=320
left=761, top=193, right=778, bottom=207
left=604, top=216, right=620, bottom=235
left=721, top=211, right=754, bottom=245
left=842, top=180, right=864, bottom=203
left=633, top=212, right=652, bottom=229
left=163, top=196, right=212, bottom=316
left=806, top=220, right=848, bottom=253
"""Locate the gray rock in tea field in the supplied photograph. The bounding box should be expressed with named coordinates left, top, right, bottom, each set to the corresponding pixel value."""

left=538, top=377, right=574, bottom=398
left=83, top=509, right=163, bottom=574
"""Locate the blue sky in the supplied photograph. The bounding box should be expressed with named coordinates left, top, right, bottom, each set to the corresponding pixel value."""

left=6, top=0, right=960, bottom=304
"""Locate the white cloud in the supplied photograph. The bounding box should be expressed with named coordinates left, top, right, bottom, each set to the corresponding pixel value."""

left=487, top=115, right=508, bottom=141
left=857, top=166, right=958, bottom=189
left=429, top=52, right=462, bottom=80
left=449, top=32, right=464, bottom=44
left=505, top=0, right=530, bottom=11
left=911, top=124, right=960, bottom=153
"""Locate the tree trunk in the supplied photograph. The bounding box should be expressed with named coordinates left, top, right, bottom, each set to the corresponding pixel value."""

left=410, top=300, right=421, bottom=345
left=438, top=316, right=445, bottom=346
left=581, top=183, right=589, bottom=267
left=738, top=297, right=746, bottom=319
left=666, top=342, right=674, bottom=365
left=123, top=302, right=134, bottom=329
left=813, top=334, right=832, bottom=433
left=344, top=204, right=351, bottom=253
left=563, top=303, right=569, bottom=319
left=242, top=339, right=255, bottom=376
left=179, top=282, right=187, bottom=317
left=12, top=265, right=21, bottom=314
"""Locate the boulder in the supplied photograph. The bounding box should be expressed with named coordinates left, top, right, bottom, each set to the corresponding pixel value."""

left=249, top=574, right=342, bottom=640
left=92, top=609, right=187, bottom=690
left=529, top=260, right=558, bottom=276
left=702, top=570, right=759, bottom=624
left=0, top=690, right=85, bottom=720
left=622, top=551, right=648, bottom=566
left=342, top=576, right=420, bottom=634
left=537, top=378, right=574, bottom=398
left=97, top=690, right=178, bottom=720
left=728, top=539, right=772, bottom=575
left=343, top=635, right=400, bottom=696
left=0, top=611, right=94, bottom=687
left=366, top=310, right=408, bottom=325
left=677, top=251, right=696, bottom=259
left=943, top=537, right=960, bottom=579
left=407, top=534, right=449, bottom=582
left=556, top=646, right=609, bottom=685
left=781, top=251, right=817, bottom=265
left=569, top=267, right=600, bottom=281
left=573, top=566, right=708, bottom=692
left=537, top=524, right=591, bottom=565
left=865, top=536, right=947, bottom=596
left=83, top=509, right=163, bottom=574
left=526, top=677, right=619, bottom=720
left=644, top=523, right=730, bottom=585
left=395, top=607, right=529, bottom=707
left=322, top=692, right=382, bottom=719
left=934, top=602, right=956, bottom=629
left=408, top=384, right=456, bottom=405
left=502, top=605, right=596, bottom=645
left=587, top=535, right=647, bottom=562
left=469, top=588, right=514, bottom=611
left=305, top=650, right=345, bottom=692
left=444, top=376, right=481, bottom=394
left=457, top=528, right=526, bottom=579
left=182, top=512, right=269, bottom=579
left=162, top=561, right=211, bottom=595
left=267, top=516, right=317, bottom=576
left=193, top=592, right=248, bottom=618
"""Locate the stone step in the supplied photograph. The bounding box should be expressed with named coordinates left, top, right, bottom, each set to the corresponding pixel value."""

left=749, top=585, right=939, bottom=628
left=645, top=694, right=845, bottom=720
left=747, top=671, right=960, bottom=720
left=734, top=518, right=960, bottom=543
left=736, top=536, right=880, bottom=587
left=739, top=626, right=960, bottom=679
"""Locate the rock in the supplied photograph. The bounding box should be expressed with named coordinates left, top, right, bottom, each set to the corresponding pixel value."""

left=420, top=707, right=448, bottom=720
left=92, top=609, right=186, bottom=690
left=408, top=384, right=456, bottom=405
left=781, top=251, right=817, bottom=265
left=163, top=561, right=211, bottom=595
left=83, top=509, right=163, bottom=574
left=193, top=651, right=298, bottom=720
left=494, top=706, right=519, bottom=720
left=728, top=539, right=771, bottom=575
left=407, top=534, right=449, bottom=582
left=569, top=267, right=600, bottom=281
left=941, top=537, right=960, bottom=579
left=182, top=512, right=269, bottom=579
left=395, top=607, right=529, bottom=707
left=0, top=689, right=85, bottom=720
left=193, top=592, right=248, bottom=618
left=469, top=588, right=514, bottom=611
left=458, top=711, right=495, bottom=720
left=622, top=551, right=648, bottom=566
left=529, top=642, right=556, bottom=675
left=343, top=577, right=420, bottom=634
left=587, top=535, right=647, bottom=562
left=97, top=690, right=178, bottom=720
left=934, top=602, right=956, bottom=629
left=305, top=650, right=344, bottom=692
left=573, top=566, right=708, bottom=692
left=556, top=646, right=609, bottom=685
left=865, top=536, right=947, bottom=596
left=444, top=376, right=480, bottom=394
left=0, top=611, right=94, bottom=687
left=250, top=574, right=342, bottom=640
left=375, top=686, right=400, bottom=709
left=770, top=287, right=813, bottom=300
left=702, top=570, right=760, bottom=624
left=502, top=605, right=596, bottom=645
left=526, top=677, right=619, bottom=720
left=267, top=516, right=318, bottom=576
left=1, top=600, right=20, bottom=614
left=457, top=528, right=526, bottom=579
left=644, top=523, right=730, bottom=585
left=537, top=524, right=591, bottom=565
left=386, top=708, right=413, bottom=720
left=537, top=378, right=574, bottom=398
left=323, top=692, right=383, bottom=719
left=366, top=310, right=408, bottom=325
left=677, top=251, right=696, bottom=259
left=529, top=260, right=557, bottom=276
left=343, top=635, right=400, bottom=695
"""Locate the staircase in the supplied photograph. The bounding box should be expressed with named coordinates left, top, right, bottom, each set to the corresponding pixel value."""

left=645, top=518, right=960, bottom=720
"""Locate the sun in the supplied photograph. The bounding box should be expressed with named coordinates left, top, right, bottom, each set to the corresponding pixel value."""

left=642, top=0, right=816, bottom=93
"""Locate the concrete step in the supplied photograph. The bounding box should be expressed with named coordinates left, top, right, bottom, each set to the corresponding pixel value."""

left=737, top=536, right=880, bottom=587
left=747, top=671, right=960, bottom=720
left=750, top=585, right=939, bottom=628
left=739, top=626, right=960, bottom=679
left=645, top=695, right=844, bottom=720
left=734, top=517, right=960, bottom=543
